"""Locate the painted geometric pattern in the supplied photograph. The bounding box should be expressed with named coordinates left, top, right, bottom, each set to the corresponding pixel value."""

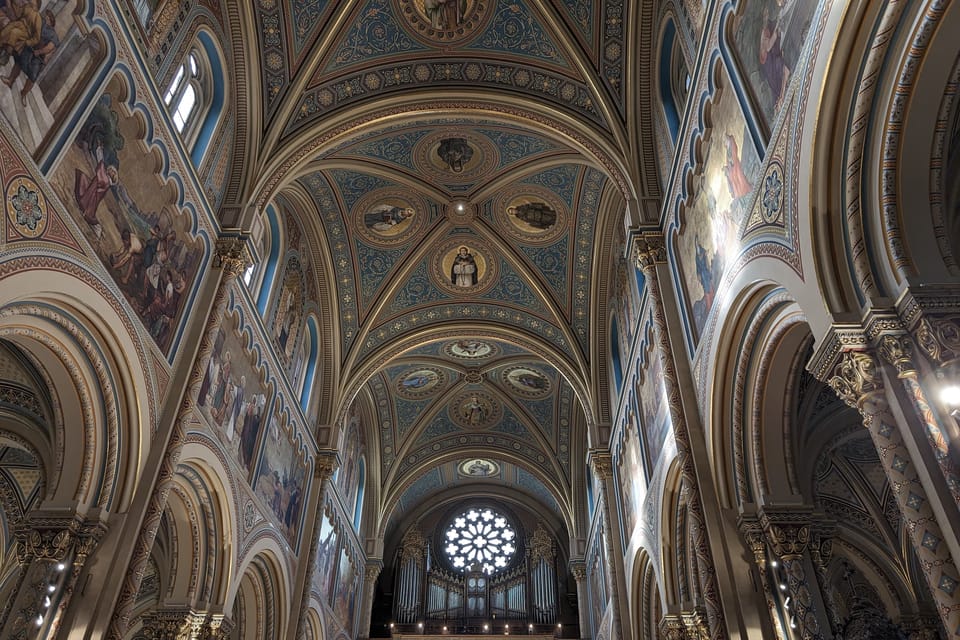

left=397, top=430, right=554, bottom=477
left=334, top=130, right=432, bottom=172
left=372, top=374, right=397, bottom=470
left=557, top=0, right=594, bottom=42
left=298, top=173, right=360, bottom=353
left=291, top=59, right=603, bottom=133
left=467, top=1, right=572, bottom=70
left=600, top=0, right=626, bottom=116
left=568, top=168, right=606, bottom=351
left=396, top=467, right=444, bottom=513
left=328, top=169, right=398, bottom=213
left=396, top=395, right=442, bottom=441
left=519, top=239, right=570, bottom=305
left=355, top=241, right=410, bottom=307
left=359, top=303, right=571, bottom=361
left=389, top=261, right=451, bottom=312
left=256, top=0, right=289, bottom=112
left=290, top=0, right=333, bottom=57
left=480, top=259, right=547, bottom=313
left=515, top=466, right=560, bottom=512
left=493, top=407, right=531, bottom=438
left=521, top=164, right=581, bottom=206
left=477, top=128, right=562, bottom=168
left=556, top=380, right=572, bottom=475
left=322, top=0, right=428, bottom=73
left=415, top=408, right=462, bottom=445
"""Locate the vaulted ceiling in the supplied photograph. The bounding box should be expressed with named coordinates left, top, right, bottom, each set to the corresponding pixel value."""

left=236, top=0, right=658, bottom=539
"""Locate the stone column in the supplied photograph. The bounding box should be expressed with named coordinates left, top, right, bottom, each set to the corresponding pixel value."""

left=635, top=234, right=726, bottom=640
left=569, top=560, right=590, bottom=640
left=588, top=451, right=631, bottom=640
left=878, top=330, right=960, bottom=515
left=816, top=345, right=960, bottom=637
left=0, top=512, right=105, bottom=638
left=808, top=525, right=841, bottom=634
left=759, top=510, right=831, bottom=640
left=739, top=519, right=787, bottom=640
left=106, top=237, right=251, bottom=640
left=138, top=608, right=234, bottom=639
left=357, top=560, right=383, bottom=640
left=294, top=452, right=340, bottom=640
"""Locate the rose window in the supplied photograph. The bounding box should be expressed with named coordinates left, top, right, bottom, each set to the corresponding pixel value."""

left=443, top=507, right=517, bottom=575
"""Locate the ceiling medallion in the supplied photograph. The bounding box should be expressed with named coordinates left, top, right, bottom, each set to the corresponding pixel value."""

left=501, top=365, right=551, bottom=399
left=446, top=199, right=474, bottom=224
left=353, top=189, right=425, bottom=246
left=432, top=237, right=498, bottom=295
left=414, top=130, right=498, bottom=186
left=450, top=391, right=501, bottom=429
left=457, top=458, right=501, bottom=478
left=397, top=0, right=492, bottom=46
left=396, top=366, right=447, bottom=398
left=443, top=339, right=499, bottom=360
left=495, top=186, right=568, bottom=245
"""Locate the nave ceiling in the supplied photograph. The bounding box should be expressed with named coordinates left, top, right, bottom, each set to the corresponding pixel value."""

left=226, top=0, right=654, bottom=534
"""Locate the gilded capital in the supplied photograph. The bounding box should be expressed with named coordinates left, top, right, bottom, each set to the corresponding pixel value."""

left=569, top=560, right=586, bottom=582
left=915, top=315, right=960, bottom=365
left=827, top=350, right=883, bottom=411
left=213, top=236, right=251, bottom=277
left=878, top=334, right=917, bottom=376
left=589, top=451, right=613, bottom=480
left=759, top=511, right=811, bottom=560
left=315, top=451, right=340, bottom=482
left=635, top=233, right=666, bottom=272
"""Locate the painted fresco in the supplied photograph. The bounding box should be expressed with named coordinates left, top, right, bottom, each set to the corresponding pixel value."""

left=253, top=413, right=309, bottom=547
left=638, top=350, right=670, bottom=475
left=50, top=79, right=203, bottom=356
left=588, top=528, right=609, bottom=636
left=197, top=312, right=270, bottom=474
left=332, top=544, right=360, bottom=635
left=272, top=256, right=304, bottom=363
left=730, top=0, right=817, bottom=128
left=312, top=506, right=339, bottom=599
left=0, top=1, right=104, bottom=155
left=675, top=70, right=760, bottom=342
left=616, top=402, right=644, bottom=538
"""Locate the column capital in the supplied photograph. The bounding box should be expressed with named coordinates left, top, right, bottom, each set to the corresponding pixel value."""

left=587, top=449, right=614, bottom=480
left=315, top=450, right=341, bottom=482
left=364, top=559, right=384, bottom=585
left=213, top=234, right=251, bottom=277
left=915, top=314, right=960, bottom=366
left=568, top=559, right=586, bottom=582
left=15, top=512, right=107, bottom=564
left=659, top=614, right=689, bottom=640
left=758, top=508, right=813, bottom=561
left=139, top=608, right=233, bottom=640
left=634, top=232, right=666, bottom=272
left=825, top=349, right=885, bottom=413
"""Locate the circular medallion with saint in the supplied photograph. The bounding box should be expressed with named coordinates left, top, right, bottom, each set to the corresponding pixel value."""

left=495, top=187, right=567, bottom=244
left=414, top=131, right=497, bottom=186
left=354, top=189, right=424, bottom=246
left=396, top=366, right=446, bottom=398
left=501, top=365, right=551, bottom=399
left=450, top=391, right=501, bottom=429
left=397, top=0, right=492, bottom=45
left=458, top=458, right=501, bottom=478
left=432, top=238, right=497, bottom=295
left=443, top=339, right=499, bottom=360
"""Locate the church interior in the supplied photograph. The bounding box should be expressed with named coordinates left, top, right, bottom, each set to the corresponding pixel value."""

left=0, top=0, right=958, bottom=638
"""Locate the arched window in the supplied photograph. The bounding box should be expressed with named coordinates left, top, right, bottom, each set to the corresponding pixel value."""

left=255, top=204, right=282, bottom=315
left=163, top=32, right=226, bottom=165
left=353, top=457, right=365, bottom=531
left=165, top=50, right=206, bottom=140
left=611, top=318, right=624, bottom=393
left=299, top=317, right=319, bottom=410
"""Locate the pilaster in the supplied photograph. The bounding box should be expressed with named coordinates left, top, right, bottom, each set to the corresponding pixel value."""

left=569, top=560, right=589, bottom=640
left=587, top=450, right=631, bottom=640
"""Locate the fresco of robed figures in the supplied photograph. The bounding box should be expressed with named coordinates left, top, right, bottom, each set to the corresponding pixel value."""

left=197, top=313, right=270, bottom=475
left=0, top=0, right=104, bottom=155
left=51, top=80, right=203, bottom=356
left=253, top=413, right=309, bottom=548
left=312, top=507, right=339, bottom=600
left=639, top=350, right=671, bottom=475
left=730, top=0, right=817, bottom=128
left=675, top=69, right=760, bottom=343
left=616, top=402, right=644, bottom=539
left=332, top=544, right=360, bottom=635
